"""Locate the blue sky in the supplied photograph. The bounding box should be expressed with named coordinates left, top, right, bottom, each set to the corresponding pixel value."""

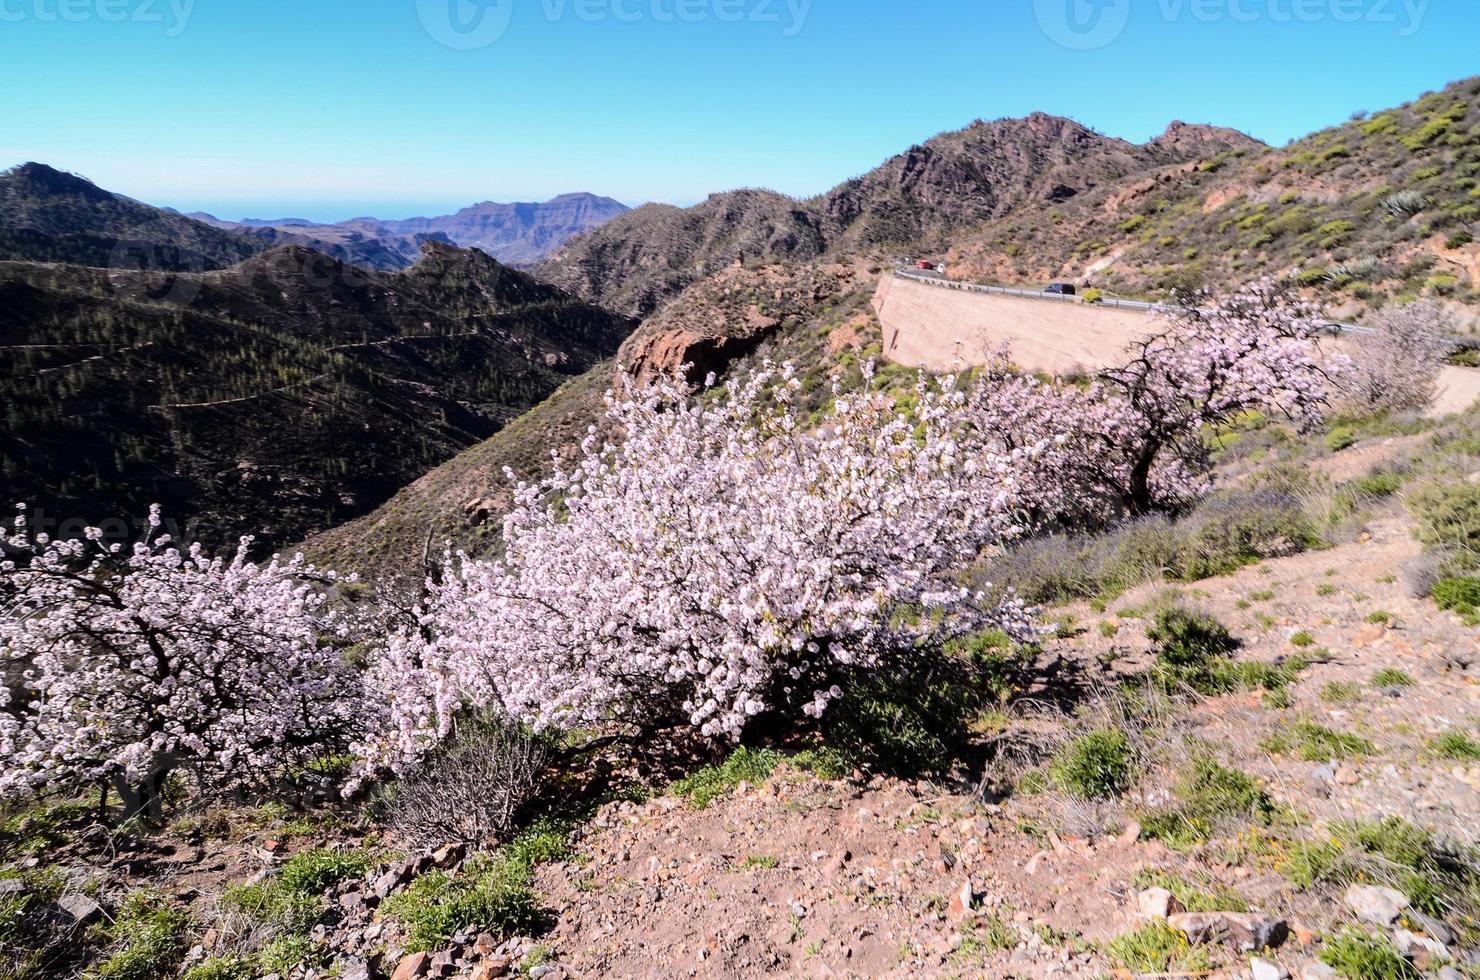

left=1, top=0, right=1474, bottom=221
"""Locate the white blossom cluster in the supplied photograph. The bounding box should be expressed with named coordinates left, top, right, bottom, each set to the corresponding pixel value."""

left=0, top=505, right=362, bottom=812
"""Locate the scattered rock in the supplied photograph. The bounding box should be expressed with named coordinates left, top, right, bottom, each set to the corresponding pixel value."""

left=54, top=894, right=102, bottom=926
left=1299, top=962, right=1338, bottom=980
left=471, top=956, right=512, bottom=979
left=1167, top=912, right=1288, bottom=951
left=946, top=880, right=975, bottom=923
left=390, top=951, right=430, bottom=980
left=1343, top=884, right=1408, bottom=926
left=1251, top=956, right=1290, bottom=980
left=1136, top=887, right=1182, bottom=920
left=1394, top=929, right=1450, bottom=968
left=1407, top=909, right=1455, bottom=947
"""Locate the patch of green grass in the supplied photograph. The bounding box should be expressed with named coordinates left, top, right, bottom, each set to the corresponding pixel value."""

left=182, top=957, right=255, bottom=980
left=671, top=747, right=784, bottom=808
left=1364, top=610, right=1398, bottom=626
left=1290, top=630, right=1316, bottom=648
left=256, top=936, right=321, bottom=975
left=384, top=822, right=568, bottom=952
left=955, top=913, right=1018, bottom=960
left=0, top=797, right=93, bottom=856
left=1105, top=921, right=1213, bottom=975
left=92, top=893, right=193, bottom=980
left=1320, top=681, right=1363, bottom=703
left=225, top=848, right=371, bottom=936
left=737, top=855, right=778, bottom=870
left=1049, top=728, right=1134, bottom=800
left=1370, top=668, right=1413, bottom=688
left=1432, top=731, right=1480, bottom=760
left=1318, top=928, right=1420, bottom=979
left=1249, top=589, right=1276, bottom=602
left=0, top=867, right=68, bottom=979
left=788, top=744, right=851, bottom=780
left=1317, top=583, right=1338, bottom=596
left=1130, top=868, right=1249, bottom=912
left=1261, top=720, right=1374, bottom=761
left=1432, top=576, right=1480, bottom=622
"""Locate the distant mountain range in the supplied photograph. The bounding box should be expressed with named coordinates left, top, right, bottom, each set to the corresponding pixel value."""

left=0, top=162, right=629, bottom=272
left=0, top=164, right=635, bottom=551
left=190, top=192, right=630, bottom=268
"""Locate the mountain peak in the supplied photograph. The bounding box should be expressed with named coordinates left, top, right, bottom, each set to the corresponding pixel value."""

left=3, top=162, right=115, bottom=202
left=1151, top=120, right=1265, bottom=154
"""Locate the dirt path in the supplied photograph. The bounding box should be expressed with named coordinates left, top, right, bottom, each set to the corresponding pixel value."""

left=873, top=275, right=1480, bottom=418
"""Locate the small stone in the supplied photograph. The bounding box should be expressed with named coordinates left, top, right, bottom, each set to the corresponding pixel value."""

left=1024, top=850, right=1050, bottom=875
left=390, top=952, right=430, bottom=980
left=527, top=966, right=555, bottom=980
left=0, top=880, right=26, bottom=897
left=1407, top=909, right=1455, bottom=947
left=946, top=880, right=975, bottom=923
left=1136, top=887, right=1182, bottom=920
left=431, top=843, right=466, bottom=868
left=1300, top=963, right=1338, bottom=980
left=1394, top=929, right=1449, bottom=968
left=1251, top=956, right=1289, bottom=980
left=55, top=894, right=102, bottom=926
left=471, top=956, right=512, bottom=979
left=1343, top=884, right=1408, bottom=926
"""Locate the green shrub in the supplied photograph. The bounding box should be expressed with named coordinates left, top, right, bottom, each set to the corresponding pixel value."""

left=1081, top=287, right=1104, bottom=304
left=1409, top=482, right=1480, bottom=563
left=383, top=822, right=566, bottom=952
left=255, top=936, right=320, bottom=975
left=1319, top=929, right=1420, bottom=979
left=1105, top=922, right=1212, bottom=974
left=92, top=894, right=193, bottom=980
left=384, top=859, right=543, bottom=952
left=1130, top=869, right=1248, bottom=913
left=671, top=747, right=783, bottom=808
left=182, top=958, right=255, bottom=980
left=822, top=632, right=1029, bottom=777
left=1432, top=576, right=1480, bottom=615
left=1049, top=729, right=1133, bottom=800
left=1327, top=426, right=1360, bottom=451
left=1446, top=229, right=1475, bottom=249
left=1290, top=630, right=1316, bottom=648
left=226, top=848, right=370, bottom=935
left=0, top=867, right=70, bottom=979
left=1140, top=757, right=1283, bottom=847
left=1148, top=608, right=1239, bottom=671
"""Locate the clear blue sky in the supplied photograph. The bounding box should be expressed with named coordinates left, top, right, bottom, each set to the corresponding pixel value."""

left=1, top=0, right=1474, bottom=221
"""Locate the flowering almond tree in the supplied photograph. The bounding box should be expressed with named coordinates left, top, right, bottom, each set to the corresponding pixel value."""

left=970, top=278, right=1345, bottom=519
left=0, top=505, right=363, bottom=820
left=358, top=365, right=1039, bottom=776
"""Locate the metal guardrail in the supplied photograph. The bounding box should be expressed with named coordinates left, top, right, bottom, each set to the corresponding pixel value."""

left=891, top=269, right=1399, bottom=340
